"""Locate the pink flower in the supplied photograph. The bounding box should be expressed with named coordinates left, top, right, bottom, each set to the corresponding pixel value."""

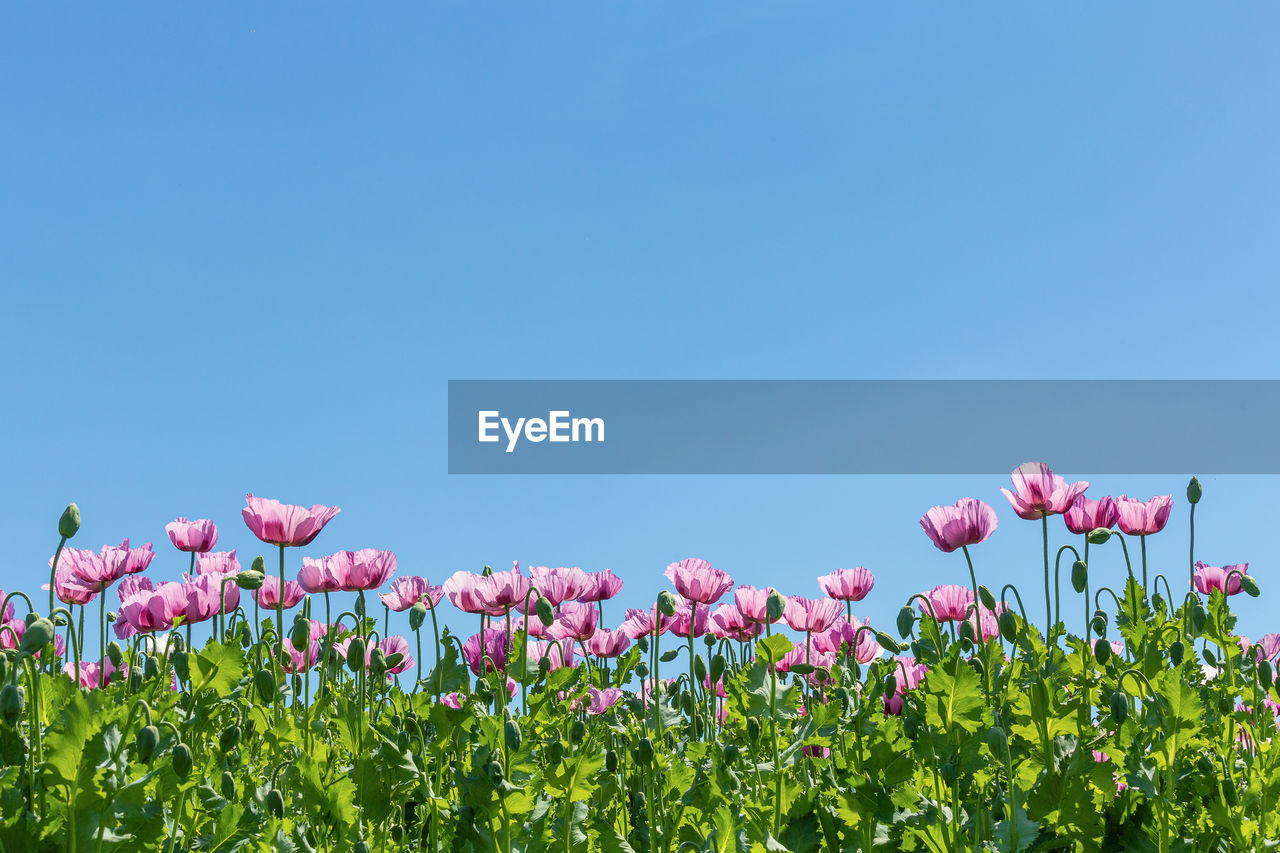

left=733, top=585, right=778, bottom=624
left=241, top=494, right=340, bottom=547
left=1064, top=495, right=1119, bottom=535
left=817, top=567, right=874, bottom=602
left=376, top=635, right=414, bottom=674
left=584, top=628, right=630, bottom=657
left=775, top=647, right=836, bottom=684
left=582, top=686, right=625, bottom=715
left=302, top=549, right=396, bottom=593
left=1258, top=634, right=1280, bottom=662
left=578, top=569, right=624, bottom=603
left=0, top=592, right=11, bottom=623
left=1115, top=495, right=1173, bottom=536
left=183, top=574, right=240, bottom=624
left=514, top=612, right=555, bottom=638
left=257, top=576, right=306, bottom=609
left=165, top=518, right=218, bottom=553
left=379, top=576, right=444, bottom=612
left=441, top=693, right=465, bottom=709
left=883, top=657, right=928, bottom=716
left=962, top=602, right=1006, bottom=643
left=1110, top=640, right=1126, bottom=657
left=669, top=600, right=710, bottom=638
left=1193, top=561, right=1249, bottom=596
left=298, top=555, right=346, bottom=594
left=920, top=499, right=998, bottom=553
left=1000, top=463, right=1090, bottom=520
left=619, top=606, right=669, bottom=639
left=525, top=638, right=576, bottom=671
left=123, top=542, right=156, bottom=575
left=709, top=604, right=761, bottom=642
left=64, top=542, right=132, bottom=591
left=196, top=550, right=241, bottom=575
left=64, top=659, right=126, bottom=689
left=783, top=596, right=843, bottom=634
left=442, top=571, right=504, bottom=615
left=119, top=582, right=190, bottom=633
left=918, top=585, right=974, bottom=623
left=528, top=566, right=592, bottom=606
left=548, top=601, right=598, bottom=642
left=478, top=563, right=532, bottom=610
left=462, top=630, right=509, bottom=675
left=44, top=559, right=99, bottom=606
left=117, top=575, right=154, bottom=603
left=282, top=638, right=320, bottom=673
left=665, top=558, right=733, bottom=605
left=813, top=616, right=883, bottom=663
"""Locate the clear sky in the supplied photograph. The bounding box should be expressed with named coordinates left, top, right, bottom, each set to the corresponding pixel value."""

left=3, top=3, right=1279, bottom=650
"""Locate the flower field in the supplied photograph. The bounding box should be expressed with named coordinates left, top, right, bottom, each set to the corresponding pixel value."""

left=1, top=464, right=1277, bottom=851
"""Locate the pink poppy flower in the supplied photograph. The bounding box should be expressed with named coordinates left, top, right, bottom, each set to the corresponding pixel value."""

left=1115, top=495, right=1173, bottom=536
left=0, top=592, right=11, bottom=623
left=1193, top=561, right=1249, bottom=596
left=817, top=567, right=874, bottom=602
left=1110, top=640, right=1126, bottom=658
left=478, top=563, right=532, bottom=611
left=619, top=606, right=669, bottom=639
left=585, top=686, right=625, bottom=715
left=241, top=494, right=340, bottom=547
left=118, top=582, right=190, bottom=633
left=528, top=566, right=592, bottom=606
left=64, top=659, right=126, bottom=689
left=1000, top=463, right=1089, bottom=520
left=257, top=576, right=306, bottom=609
left=709, top=604, right=761, bottom=642
left=379, top=576, right=444, bottom=612
left=514, top=612, right=555, bottom=639
left=548, top=601, right=598, bottom=642
left=668, top=600, right=710, bottom=638
left=441, top=693, right=465, bottom=709
left=733, top=585, right=778, bottom=625
left=123, top=542, right=156, bottom=575
left=462, top=629, right=509, bottom=675
left=183, top=574, right=239, bottom=624
left=165, top=518, right=218, bottom=553
left=883, top=657, right=928, bottom=715
left=282, top=638, right=321, bottom=673
left=783, top=596, right=843, bottom=634
left=298, top=554, right=346, bottom=594
left=578, top=569, right=624, bottom=603
left=917, top=584, right=974, bottom=623
left=64, top=542, right=133, bottom=591
left=1258, top=634, right=1280, bottom=662
left=1064, top=495, right=1119, bottom=535
left=920, top=499, right=998, bottom=553
left=813, top=616, right=883, bottom=663
left=44, top=560, right=99, bottom=606
left=117, top=575, right=154, bottom=604
left=442, top=570, right=504, bottom=615
left=196, top=550, right=241, bottom=575
left=584, top=628, right=630, bottom=657
left=637, top=677, right=676, bottom=707
left=376, top=635, right=414, bottom=674
left=962, top=602, right=1006, bottom=643
left=664, top=558, right=733, bottom=605
left=336, top=549, right=397, bottom=592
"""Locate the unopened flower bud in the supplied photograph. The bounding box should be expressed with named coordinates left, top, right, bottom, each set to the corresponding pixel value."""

left=1087, top=528, right=1112, bottom=545
left=896, top=606, right=915, bottom=639
left=535, top=597, right=555, bottom=627
left=409, top=602, right=427, bottom=631
left=1070, top=561, right=1088, bottom=594
left=656, top=591, right=678, bottom=618
left=1187, top=476, right=1203, bottom=505
left=766, top=591, right=786, bottom=622
left=235, top=571, right=265, bottom=591
left=58, top=503, right=81, bottom=539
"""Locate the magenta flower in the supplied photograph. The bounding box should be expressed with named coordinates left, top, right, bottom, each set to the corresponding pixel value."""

left=183, top=574, right=240, bottom=624
left=883, top=657, right=928, bottom=716
left=165, top=517, right=218, bottom=553
left=783, top=596, right=843, bottom=634
left=461, top=629, right=509, bottom=675
left=709, top=604, right=761, bottom=642
left=379, top=576, right=444, bottom=612
left=1064, top=495, right=1120, bottom=535
left=442, top=571, right=504, bottom=615
left=584, top=628, right=631, bottom=657
left=775, top=646, right=835, bottom=683
left=578, top=568, right=624, bottom=603
left=1193, top=561, right=1249, bottom=596
left=64, top=659, right=126, bottom=689
left=118, top=583, right=190, bottom=634
left=817, top=567, right=875, bottom=602
left=962, top=602, right=1006, bottom=643
left=525, top=638, right=576, bottom=671
left=375, top=635, right=415, bottom=675
left=1115, top=495, right=1173, bottom=536
left=478, top=563, right=532, bottom=610
left=441, top=693, right=465, bottom=710
left=578, top=686, right=625, bottom=715
left=340, top=549, right=397, bottom=591
left=196, top=550, right=241, bottom=575
left=1259, top=634, right=1280, bottom=662
left=665, top=558, right=733, bottom=605
left=918, top=584, right=974, bottom=623
left=44, top=559, right=99, bottom=606
left=528, top=566, right=593, bottom=606
left=669, top=600, right=710, bottom=638
left=117, top=575, right=154, bottom=603
left=733, top=585, right=778, bottom=625
left=548, top=601, right=598, bottom=642
left=920, top=498, right=998, bottom=553
left=64, top=542, right=133, bottom=591
left=515, top=612, right=555, bottom=639
left=813, top=616, right=883, bottom=663
left=1000, top=463, right=1090, bottom=520
left=0, top=592, right=11, bottom=623
left=282, top=638, right=321, bottom=674
left=124, top=542, right=156, bottom=575
left=241, top=494, right=340, bottom=547
left=257, top=576, right=306, bottom=609
left=298, top=555, right=345, bottom=594
left=619, top=606, right=668, bottom=639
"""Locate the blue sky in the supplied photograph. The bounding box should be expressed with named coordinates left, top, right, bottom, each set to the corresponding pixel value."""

left=3, top=3, right=1279, bottom=652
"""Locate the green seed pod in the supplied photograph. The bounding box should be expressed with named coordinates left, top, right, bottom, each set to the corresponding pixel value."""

left=1093, top=638, right=1111, bottom=664
left=474, top=679, right=493, bottom=704
left=656, top=591, right=678, bottom=618
left=958, top=619, right=975, bottom=644
left=487, top=761, right=505, bottom=786
left=19, top=618, right=55, bottom=656
left=254, top=668, right=277, bottom=702
left=0, top=684, right=25, bottom=725
left=605, top=749, right=618, bottom=773
left=1240, top=575, right=1261, bottom=598
left=883, top=674, right=898, bottom=696
left=986, top=725, right=1008, bottom=758
left=710, top=654, right=725, bottom=686
left=235, top=570, right=265, bottom=590
left=1260, top=660, right=1274, bottom=689
left=1110, top=692, right=1128, bottom=725
left=369, top=648, right=388, bottom=676
left=978, top=585, right=997, bottom=612
left=1187, top=476, right=1203, bottom=505
left=1169, top=640, right=1185, bottom=667
left=1087, top=528, right=1112, bottom=545
left=505, top=718, right=522, bottom=751
left=570, top=719, right=586, bottom=745
left=971, top=657, right=985, bottom=678
left=172, top=743, right=193, bottom=779
left=346, top=638, right=366, bottom=673
left=1191, top=605, right=1207, bottom=635
left=1151, top=592, right=1166, bottom=616
left=390, top=825, right=404, bottom=844
left=289, top=617, right=310, bottom=652
left=266, top=789, right=285, bottom=818
left=1070, top=561, right=1088, bottom=594
left=746, top=717, right=760, bottom=743
left=548, top=739, right=565, bottom=765
left=1203, top=646, right=1218, bottom=667
left=693, top=654, right=707, bottom=684
left=59, top=503, right=81, bottom=539
left=636, top=636, right=650, bottom=654
left=766, top=591, right=786, bottom=622
left=634, top=662, right=649, bottom=679
left=535, top=596, right=556, bottom=627
left=895, top=605, right=915, bottom=639
left=722, top=743, right=739, bottom=767
left=637, top=737, right=654, bottom=765
left=354, top=843, right=371, bottom=853
left=903, top=717, right=919, bottom=739
left=106, top=641, right=123, bottom=668
left=220, top=725, right=242, bottom=752
left=998, top=609, right=1019, bottom=643
left=409, top=601, right=427, bottom=631
left=679, top=691, right=695, bottom=714
left=874, top=631, right=901, bottom=654
left=1196, top=756, right=1213, bottom=775
left=220, top=770, right=236, bottom=800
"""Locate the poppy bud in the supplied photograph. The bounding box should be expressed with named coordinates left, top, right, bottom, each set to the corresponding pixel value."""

left=535, top=597, right=555, bottom=627
left=635, top=662, right=649, bottom=679
left=19, top=618, right=55, bottom=656
left=747, top=718, right=760, bottom=742
left=903, top=717, right=919, bottom=738
left=710, top=654, right=725, bottom=685
left=680, top=691, right=694, bottom=714
left=605, top=749, right=618, bottom=773
left=1151, top=592, right=1166, bottom=616
left=390, top=826, right=404, bottom=844
left=883, top=674, right=897, bottom=696
left=986, top=725, right=1008, bottom=758
left=1169, top=641, right=1184, bottom=667
left=235, top=571, right=265, bottom=591
left=1260, top=660, right=1274, bottom=689
left=143, top=655, right=159, bottom=680
left=220, top=725, right=241, bottom=752
left=171, top=651, right=189, bottom=684
left=637, top=636, right=650, bottom=654
left=656, top=591, right=678, bottom=618
left=1203, top=646, right=1217, bottom=667
left=474, top=679, right=493, bottom=704
left=1191, top=605, right=1207, bottom=634
left=1087, top=528, right=1112, bottom=545
left=722, top=743, right=739, bottom=767
left=998, top=610, right=1019, bottom=643
left=659, top=649, right=679, bottom=663
left=1240, top=575, right=1261, bottom=598
left=409, top=602, right=427, bottom=631
left=1187, top=476, right=1203, bottom=505
left=369, top=649, right=388, bottom=676
left=693, top=655, right=707, bottom=684
left=172, top=743, right=193, bottom=779
left=58, top=503, right=81, bottom=539
left=266, top=789, right=285, bottom=818
left=1110, top=692, right=1128, bottom=724
left=487, top=761, right=505, bottom=786
left=0, top=684, right=24, bottom=725
left=289, top=618, right=310, bottom=652
left=766, top=591, right=786, bottom=622
left=971, top=658, right=984, bottom=678
left=220, top=771, right=236, bottom=800
left=638, top=736, right=654, bottom=765
left=1217, top=695, right=1233, bottom=716
left=346, top=638, right=366, bottom=673
left=874, top=631, right=901, bottom=654
left=958, top=620, right=975, bottom=644
left=106, top=641, right=123, bottom=667
left=548, top=740, right=565, bottom=765
left=896, top=606, right=915, bottom=639
left=254, top=669, right=277, bottom=702
left=505, top=719, right=522, bottom=751
left=1196, top=756, right=1213, bottom=775
left=1070, top=561, right=1088, bottom=594
left=1093, top=638, right=1111, bottom=664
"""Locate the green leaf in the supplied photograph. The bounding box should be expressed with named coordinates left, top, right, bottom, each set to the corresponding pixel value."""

left=190, top=641, right=246, bottom=697
left=755, top=635, right=794, bottom=665
left=545, top=748, right=604, bottom=802
left=921, top=657, right=984, bottom=734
